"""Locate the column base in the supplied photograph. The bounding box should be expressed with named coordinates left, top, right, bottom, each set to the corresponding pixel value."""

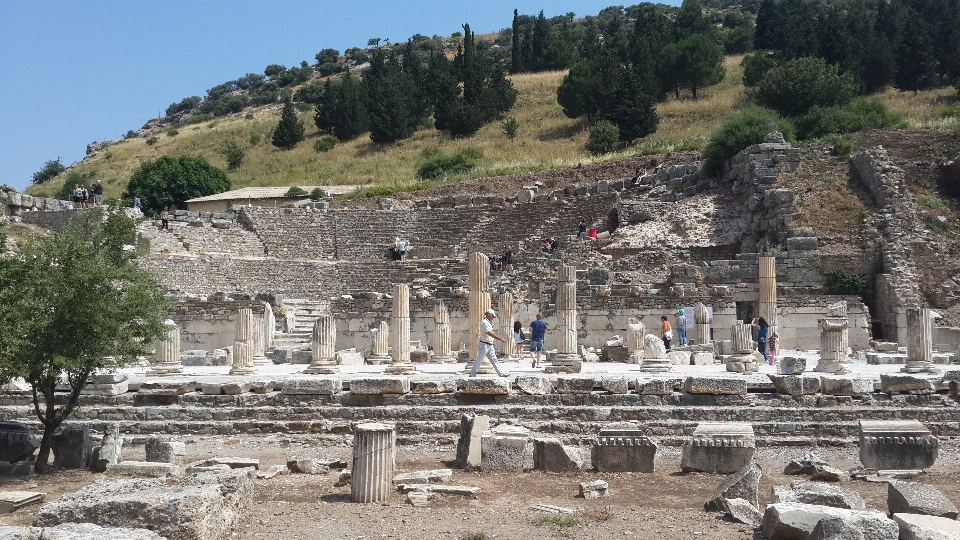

left=544, top=354, right=582, bottom=374
left=901, top=362, right=939, bottom=374
left=145, top=364, right=184, bottom=376
left=228, top=366, right=257, bottom=375
left=366, top=355, right=392, bottom=365
left=385, top=363, right=417, bottom=374
left=304, top=363, right=340, bottom=374
left=252, top=355, right=269, bottom=366
left=638, top=358, right=673, bottom=372
left=814, top=359, right=850, bottom=374
left=429, top=355, right=456, bottom=364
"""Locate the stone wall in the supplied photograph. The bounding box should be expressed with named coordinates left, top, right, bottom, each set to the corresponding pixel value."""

left=166, top=298, right=268, bottom=351
left=1, top=188, right=73, bottom=220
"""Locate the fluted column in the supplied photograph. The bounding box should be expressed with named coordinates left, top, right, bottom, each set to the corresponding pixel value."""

left=147, top=319, right=183, bottom=376
left=466, top=252, right=494, bottom=374
left=816, top=301, right=850, bottom=374
left=758, top=257, right=777, bottom=325
left=726, top=323, right=757, bottom=374
left=367, top=321, right=391, bottom=364
left=350, top=423, right=396, bottom=503
left=251, top=312, right=268, bottom=365
left=431, top=300, right=455, bottom=363
left=626, top=318, right=645, bottom=364
left=546, top=265, right=582, bottom=373
left=694, top=302, right=710, bottom=346
left=305, top=314, right=339, bottom=374
left=263, top=302, right=276, bottom=350
left=903, top=307, right=937, bottom=373
left=229, top=308, right=256, bottom=375
left=386, top=284, right=415, bottom=374
left=497, top=292, right=514, bottom=356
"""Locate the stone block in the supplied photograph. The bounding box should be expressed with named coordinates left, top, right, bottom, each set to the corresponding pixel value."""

left=3, top=523, right=166, bottom=539
left=666, top=351, right=691, bottom=365
left=250, top=380, right=274, bottom=394
left=106, top=461, right=176, bottom=478
left=887, top=481, right=958, bottom=519
left=349, top=377, right=410, bottom=395
left=579, top=479, right=608, bottom=499
left=532, top=438, right=586, bottom=472
left=892, top=513, right=960, bottom=540
left=480, top=425, right=529, bottom=472
left=761, top=502, right=898, bottom=540
left=455, top=414, right=489, bottom=470
left=256, top=465, right=287, bottom=479
left=281, top=377, right=341, bottom=395
left=514, top=376, right=552, bottom=395
left=396, top=484, right=479, bottom=497
left=0, top=421, right=40, bottom=463
left=34, top=469, right=253, bottom=540
left=718, top=498, right=763, bottom=528
left=555, top=377, right=596, bottom=394
left=859, top=420, right=938, bottom=471
left=457, top=377, right=510, bottom=395
left=820, top=376, right=874, bottom=396
left=691, top=352, right=714, bottom=365
left=768, top=374, right=821, bottom=395
left=0, top=462, right=35, bottom=476
left=411, top=380, right=456, bottom=394
left=681, top=422, right=755, bottom=474
left=806, top=517, right=867, bottom=540
left=200, top=383, right=223, bottom=395
left=145, top=439, right=185, bottom=466
left=778, top=357, right=807, bottom=375
left=392, top=469, right=452, bottom=485
left=93, top=425, right=122, bottom=473
left=410, top=350, right=430, bottom=364
left=0, top=491, right=44, bottom=513
left=50, top=427, right=92, bottom=469
left=786, top=236, right=819, bottom=251
left=880, top=374, right=936, bottom=394
left=207, top=457, right=259, bottom=470
left=874, top=341, right=900, bottom=352
left=600, top=376, right=629, bottom=394
left=291, top=350, right=312, bottom=364
left=222, top=382, right=251, bottom=395
left=772, top=481, right=866, bottom=510
left=287, top=458, right=328, bottom=474
left=591, top=422, right=657, bottom=473
left=705, top=462, right=761, bottom=511
left=684, top=376, right=747, bottom=395
left=639, top=378, right=676, bottom=395
left=138, top=380, right=196, bottom=396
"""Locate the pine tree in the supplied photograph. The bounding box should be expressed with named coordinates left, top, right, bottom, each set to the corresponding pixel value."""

left=272, top=102, right=305, bottom=149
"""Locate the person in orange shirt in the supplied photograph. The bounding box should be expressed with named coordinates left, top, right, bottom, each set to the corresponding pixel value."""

left=661, top=315, right=673, bottom=350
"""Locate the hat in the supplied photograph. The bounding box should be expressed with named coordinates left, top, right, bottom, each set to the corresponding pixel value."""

left=485, top=309, right=497, bottom=318
left=677, top=308, right=684, bottom=315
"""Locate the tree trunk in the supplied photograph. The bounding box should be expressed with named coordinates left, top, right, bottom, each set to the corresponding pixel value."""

left=692, top=83, right=698, bottom=99
left=34, top=423, right=58, bottom=473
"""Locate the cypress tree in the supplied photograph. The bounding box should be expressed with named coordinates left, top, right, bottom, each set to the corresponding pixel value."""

left=271, top=102, right=305, bottom=149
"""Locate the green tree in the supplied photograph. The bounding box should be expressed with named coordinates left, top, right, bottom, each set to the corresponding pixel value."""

left=222, top=140, right=245, bottom=170
left=124, top=155, right=230, bottom=215
left=272, top=102, right=306, bottom=149
left=662, top=34, right=725, bottom=99
left=500, top=116, right=519, bottom=139
left=756, top=57, right=858, bottom=117
left=364, top=48, right=423, bottom=144
left=585, top=120, right=620, bottom=155
left=58, top=170, right=85, bottom=200
left=0, top=211, right=169, bottom=472
left=702, top=107, right=795, bottom=176
left=32, top=158, right=66, bottom=185
left=314, top=72, right=369, bottom=141
left=315, top=48, right=340, bottom=65
left=742, top=52, right=778, bottom=88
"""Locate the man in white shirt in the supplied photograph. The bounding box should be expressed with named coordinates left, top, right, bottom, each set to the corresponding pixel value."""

left=469, top=308, right=509, bottom=377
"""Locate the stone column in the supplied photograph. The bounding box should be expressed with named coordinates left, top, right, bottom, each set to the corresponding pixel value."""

left=305, top=314, right=339, bottom=374
left=367, top=321, right=391, bottom=364
left=386, top=284, right=416, bottom=374
left=547, top=265, right=582, bottom=373
left=229, top=308, right=256, bottom=375
left=694, top=302, right=710, bottom=346
left=350, top=422, right=396, bottom=503
left=903, top=307, right=937, bottom=373
left=816, top=301, right=851, bottom=374
left=497, top=292, right=514, bottom=356
left=147, top=320, right=183, bottom=376
left=626, top=318, right=645, bottom=364
left=466, top=252, right=494, bottom=374
left=263, top=302, right=276, bottom=351
left=431, top=300, right=455, bottom=363
left=758, top=257, right=777, bottom=325
left=726, top=323, right=757, bottom=374
left=251, top=312, right=268, bottom=365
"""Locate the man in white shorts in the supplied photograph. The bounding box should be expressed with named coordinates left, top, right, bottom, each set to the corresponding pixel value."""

left=469, top=308, right=509, bottom=377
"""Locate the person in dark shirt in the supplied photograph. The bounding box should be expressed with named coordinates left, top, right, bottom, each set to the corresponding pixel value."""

left=528, top=313, right=548, bottom=368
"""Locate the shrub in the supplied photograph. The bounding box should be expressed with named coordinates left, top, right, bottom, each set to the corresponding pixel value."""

left=459, top=147, right=484, bottom=160
left=741, top=52, right=777, bottom=87
left=500, top=116, right=519, bottom=139
left=795, top=98, right=901, bottom=140
left=222, top=140, right=245, bottom=170
left=585, top=120, right=620, bottom=155
left=827, top=136, right=855, bottom=156
left=917, top=194, right=945, bottom=210
left=756, top=57, right=858, bottom=117
left=145, top=136, right=159, bottom=146
left=250, top=133, right=261, bottom=145
left=313, top=136, right=339, bottom=152
left=166, top=128, right=179, bottom=137
left=310, top=187, right=326, bottom=200
left=284, top=186, right=308, bottom=197
left=458, top=534, right=489, bottom=540
left=123, top=130, right=138, bottom=140
left=189, top=114, right=212, bottom=124
left=416, top=152, right=477, bottom=180
left=824, top=268, right=868, bottom=297
left=703, top=107, right=795, bottom=176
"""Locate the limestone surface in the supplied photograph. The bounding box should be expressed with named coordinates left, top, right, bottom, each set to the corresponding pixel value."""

left=683, top=376, right=747, bottom=395
left=591, top=422, right=657, bottom=473
left=887, top=481, right=959, bottom=519
left=805, top=516, right=866, bottom=540
left=392, top=469, right=452, bottom=485
left=768, top=374, right=821, bottom=395
left=106, top=462, right=176, bottom=478
left=480, top=425, right=529, bottom=473
left=455, top=414, right=489, bottom=471
left=777, top=357, right=807, bottom=375
left=555, top=377, right=596, bottom=394
left=514, top=376, right=552, bottom=395
left=718, top=497, right=762, bottom=528
left=349, top=377, right=410, bottom=395
left=532, top=438, right=586, bottom=472
left=457, top=377, right=510, bottom=395
left=281, top=377, right=341, bottom=395
left=578, top=480, right=608, bottom=499
left=0, top=523, right=166, bottom=540
left=680, top=422, right=755, bottom=474
left=892, top=513, right=960, bottom=540
left=761, top=502, right=898, bottom=540
left=771, top=481, right=866, bottom=510
left=704, top=462, right=761, bottom=511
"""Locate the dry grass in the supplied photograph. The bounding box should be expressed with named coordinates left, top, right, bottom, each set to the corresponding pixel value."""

left=874, top=86, right=959, bottom=129
left=24, top=53, right=959, bottom=200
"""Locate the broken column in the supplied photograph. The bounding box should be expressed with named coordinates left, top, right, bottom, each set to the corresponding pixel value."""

left=368, top=321, right=391, bottom=364
left=466, top=252, right=494, bottom=375
left=229, top=308, right=256, bottom=375
left=351, top=422, right=396, bottom=503
left=626, top=318, right=645, bottom=364
left=547, top=265, right=582, bottom=373
left=903, top=307, right=938, bottom=373
left=304, top=315, right=339, bottom=374
left=497, top=292, right=514, bottom=357
left=251, top=312, right=268, bottom=366
left=262, top=301, right=275, bottom=351
left=146, top=319, right=183, bottom=376
left=639, top=334, right=672, bottom=372
left=385, top=284, right=416, bottom=374
left=694, top=302, right=710, bottom=346
left=726, top=323, right=757, bottom=374
left=759, top=256, right=778, bottom=339
left=816, top=301, right=850, bottom=374
left=431, top=300, right=455, bottom=364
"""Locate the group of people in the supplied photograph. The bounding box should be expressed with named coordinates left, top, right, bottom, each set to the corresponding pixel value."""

left=658, top=309, right=779, bottom=365
left=538, top=237, right=558, bottom=254
left=469, top=311, right=548, bottom=377
left=390, top=238, right=409, bottom=261
left=490, top=246, right=513, bottom=271
left=72, top=180, right=103, bottom=208
left=578, top=220, right=598, bottom=242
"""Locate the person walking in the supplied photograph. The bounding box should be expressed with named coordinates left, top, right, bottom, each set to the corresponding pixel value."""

left=469, top=309, right=510, bottom=377
left=93, top=180, right=103, bottom=206
left=768, top=329, right=779, bottom=366
left=513, top=320, right=525, bottom=359
left=529, top=313, right=547, bottom=368
left=160, top=206, right=171, bottom=231
left=752, top=317, right=770, bottom=363
left=661, top=315, right=673, bottom=350
left=578, top=220, right=587, bottom=241
left=675, top=309, right=688, bottom=346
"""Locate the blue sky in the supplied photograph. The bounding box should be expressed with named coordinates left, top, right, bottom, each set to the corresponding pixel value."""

left=0, top=0, right=684, bottom=192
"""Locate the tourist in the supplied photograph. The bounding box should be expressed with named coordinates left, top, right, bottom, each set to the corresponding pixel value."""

left=134, top=197, right=142, bottom=210
left=529, top=313, right=547, bottom=368
left=513, top=320, right=525, bottom=358
left=661, top=315, right=673, bottom=350
left=160, top=206, right=171, bottom=231
left=578, top=220, right=587, bottom=241
left=588, top=224, right=598, bottom=241
left=469, top=309, right=509, bottom=377
left=501, top=245, right=513, bottom=271
left=80, top=185, right=89, bottom=208
left=93, top=180, right=103, bottom=206
left=675, top=308, right=688, bottom=346
left=397, top=238, right=408, bottom=261
left=549, top=237, right=558, bottom=253
left=539, top=239, right=551, bottom=253
left=390, top=238, right=401, bottom=261
left=752, top=317, right=770, bottom=362
left=768, top=329, right=779, bottom=366
left=490, top=253, right=501, bottom=270
left=72, top=184, right=82, bottom=208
